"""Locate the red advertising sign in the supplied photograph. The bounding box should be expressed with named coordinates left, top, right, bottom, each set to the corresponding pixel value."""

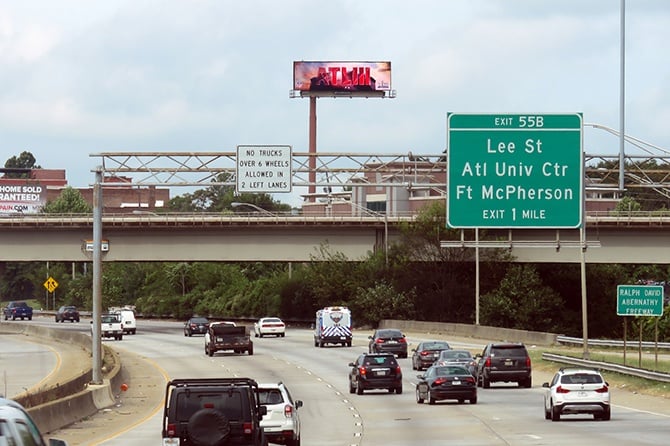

left=0, top=181, right=47, bottom=214
left=293, top=61, right=391, bottom=92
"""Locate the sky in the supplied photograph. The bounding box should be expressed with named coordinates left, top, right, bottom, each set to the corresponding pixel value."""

left=1, top=0, right=669, bottom=206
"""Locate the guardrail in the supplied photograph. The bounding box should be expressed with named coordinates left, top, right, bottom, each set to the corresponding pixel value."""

left=556, top=335, right=670, bottom=350
left=541, top=352, right=670, bottom=383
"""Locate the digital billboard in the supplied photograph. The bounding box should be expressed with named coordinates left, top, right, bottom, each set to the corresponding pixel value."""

left=293, top=61, right=391, bottom=92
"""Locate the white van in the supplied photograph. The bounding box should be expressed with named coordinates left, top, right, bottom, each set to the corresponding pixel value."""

left=112, top=309, right=137, bottom=335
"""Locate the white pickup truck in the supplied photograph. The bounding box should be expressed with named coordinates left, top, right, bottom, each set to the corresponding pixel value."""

left=98, top=313, right=124, bottom=340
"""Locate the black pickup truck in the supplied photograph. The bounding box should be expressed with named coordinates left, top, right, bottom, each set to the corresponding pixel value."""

left=205, top=323, right=253, bottom=356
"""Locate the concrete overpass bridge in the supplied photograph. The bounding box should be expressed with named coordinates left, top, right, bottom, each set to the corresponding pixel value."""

left=1, top=211, right=670, bottom=264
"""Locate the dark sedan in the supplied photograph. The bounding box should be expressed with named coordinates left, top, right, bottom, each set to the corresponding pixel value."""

left=411, top=340, right=451, bottom=371
left=434, top=349, right=477, bottom=376
left=183, top=316, right=210, bottom=336
left=56, top=305, right=80, bottom=322
left=416, top=364, right=477, bottom=405
left=368, top=329, right=408, bottom=358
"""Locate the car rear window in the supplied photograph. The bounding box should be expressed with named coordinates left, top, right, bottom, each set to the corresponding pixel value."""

left=441, top=350, right=471, bottom=360
left=424, top=341, right=450, bottom=350
left=258, top=389, right=284, bottom=405
left=175, top=391, right=244, bottom=421
left=491, top=346, right=527, bottom=357
left=378, top=330, right=403, bottom=338
left=364, top=355, right=397, bottom=366
left=561, top=373, right=603, bottom=385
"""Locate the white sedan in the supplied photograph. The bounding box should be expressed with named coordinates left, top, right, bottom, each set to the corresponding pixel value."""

left=254, top=317, right=286, bottom=338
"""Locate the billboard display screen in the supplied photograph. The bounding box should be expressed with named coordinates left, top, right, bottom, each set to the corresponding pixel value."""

left=293, top=61, right=391, bottom=92
left=0, top=181, right=47, bottom=214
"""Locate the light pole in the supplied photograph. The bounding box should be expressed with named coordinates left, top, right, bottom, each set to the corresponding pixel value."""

left=231, top=202, right=274, bottom=216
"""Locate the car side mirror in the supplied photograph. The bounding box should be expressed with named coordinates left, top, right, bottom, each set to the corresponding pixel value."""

left=368, top=335, right=373, bottom=339
left=348, top=362, right=355, bottom=367
left=295, top=400, right=303, bottom=409
left=417, top=374, right=426, bottom=380
left=542, top=382, right=550, bottom=388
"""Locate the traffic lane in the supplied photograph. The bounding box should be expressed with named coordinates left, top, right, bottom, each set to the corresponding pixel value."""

left=44, top=321, right=670, bottom=446
left=0, top=330, right=58, bottom=398
left=252, top=329, right=670, bottom=446
left=87, top=322, right=361, bottom=446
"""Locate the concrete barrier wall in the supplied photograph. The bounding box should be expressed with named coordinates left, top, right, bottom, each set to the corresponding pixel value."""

left=379, top=319, right=559, bottom=346
left=0, top=322, right=120, bottom=434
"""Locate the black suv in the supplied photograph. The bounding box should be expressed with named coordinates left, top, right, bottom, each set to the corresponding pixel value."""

left=348, top=353, right=403, bottom=395
left=162, top=378, right=268, bottom=446
left=368, top=328, right=408, bottom=358
left=475, top=342, right=532, bottom=388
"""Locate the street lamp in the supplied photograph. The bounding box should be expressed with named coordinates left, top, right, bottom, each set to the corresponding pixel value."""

left=231, top=202, right=274, bottom=216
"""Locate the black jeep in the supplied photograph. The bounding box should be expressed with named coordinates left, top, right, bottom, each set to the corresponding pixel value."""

left=162, top=378, right=268, bottom=446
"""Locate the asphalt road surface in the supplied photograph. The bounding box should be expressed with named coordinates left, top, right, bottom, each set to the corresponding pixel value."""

left=18, top=317, right=670, bottom=446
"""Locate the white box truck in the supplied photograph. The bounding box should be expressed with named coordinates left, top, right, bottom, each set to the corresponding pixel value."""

left=314, top=306, right=352, bottom=347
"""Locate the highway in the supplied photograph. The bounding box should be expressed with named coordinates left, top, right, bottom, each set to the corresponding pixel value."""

left=17, top=318, right=670, bottom=445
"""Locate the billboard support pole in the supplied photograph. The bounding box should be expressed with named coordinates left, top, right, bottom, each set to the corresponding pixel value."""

left=308, top=96, right=317, bottom=202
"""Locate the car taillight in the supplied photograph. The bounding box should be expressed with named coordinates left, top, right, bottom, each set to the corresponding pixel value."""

left=284, top=404, right=293, bottom=418
left=595, top=385, right=609, bottom=393
left=484, top=357, right=491, bottom=367
left=433, top=377, right=447, bottom=386
left=556, top=386, right=570, bottom=394
left=465, top=376, right=476, bottom=384
left=167, top=423, right=176, bottom=436
left=376, top=338, right=385, bottom=343
left=420, top=351, right=432, bottom=356
left=396, top=366, right=402, bottom=376
left=359, top=366, right=367, bottom=376
left=398, top=337, right=406, bottom=343
left=526, top=356, right=531, bottom=367
left=243, top=422, right=253, bottom=434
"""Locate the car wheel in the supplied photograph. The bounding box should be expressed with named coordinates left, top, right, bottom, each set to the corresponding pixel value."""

left=458, top=399, right=465, bottom=404
left=55, top=316, right=58, bottom=322
left=483, top=376, right=490, bottom=389
left=416, top=388, right=424, bottom=404
left=470, top=396, right=477, bottom=404
left=356, top=382, right=364, bottom=395
left=118, top=334, right=123, bottom=340
left=429, top=395, right=436, bottom=405
left=396, top=385, right=403, bottom=394
left=551, top=404, right=561, bottom=422
left=248, top=346, right=254, bottom=355
left=346, top=340, right=352, bottom=347
left=349, top=380, right=355, bottom=394
left=188, top=409, right=231, bottom=446
left=521, top=377, right=532, bottom=388
left=281, top=333, right=286, bottom=337
left=319, top=340, right=324, bottom=348
left=544, top=403, right=551, bottom=420
left=207, top=346, right=214, bottom=357
left=601, top=408, right=611, bottom=421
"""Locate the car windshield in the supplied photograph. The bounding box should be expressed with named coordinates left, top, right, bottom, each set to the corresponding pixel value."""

left=264, top=318, right=282, bottom=323
left=422, top=341, right=450, bottom=351
left=191, top=317, right=208, bottom=324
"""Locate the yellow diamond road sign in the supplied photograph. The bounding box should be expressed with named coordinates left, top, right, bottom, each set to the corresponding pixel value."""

left=44, top=277, right=58, bottom=293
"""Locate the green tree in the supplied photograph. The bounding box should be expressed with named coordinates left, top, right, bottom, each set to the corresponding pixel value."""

left=3, top=151, right=40, bottom=178
left=41, top=187, right=92, bottom=213
left=480, top=264, right=566, bottom=332
left=613, top=196, right=641, bottom=215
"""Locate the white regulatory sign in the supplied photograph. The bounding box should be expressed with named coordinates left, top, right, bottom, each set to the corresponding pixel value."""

left=236, top=145, right=292, bottom=193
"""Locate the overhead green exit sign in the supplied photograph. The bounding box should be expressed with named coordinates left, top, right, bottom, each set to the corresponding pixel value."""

left=447, top=113, right=583, bottom=228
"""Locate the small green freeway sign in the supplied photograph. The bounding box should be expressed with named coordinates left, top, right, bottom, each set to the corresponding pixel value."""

left=616, top=285, right=664, bottom=316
